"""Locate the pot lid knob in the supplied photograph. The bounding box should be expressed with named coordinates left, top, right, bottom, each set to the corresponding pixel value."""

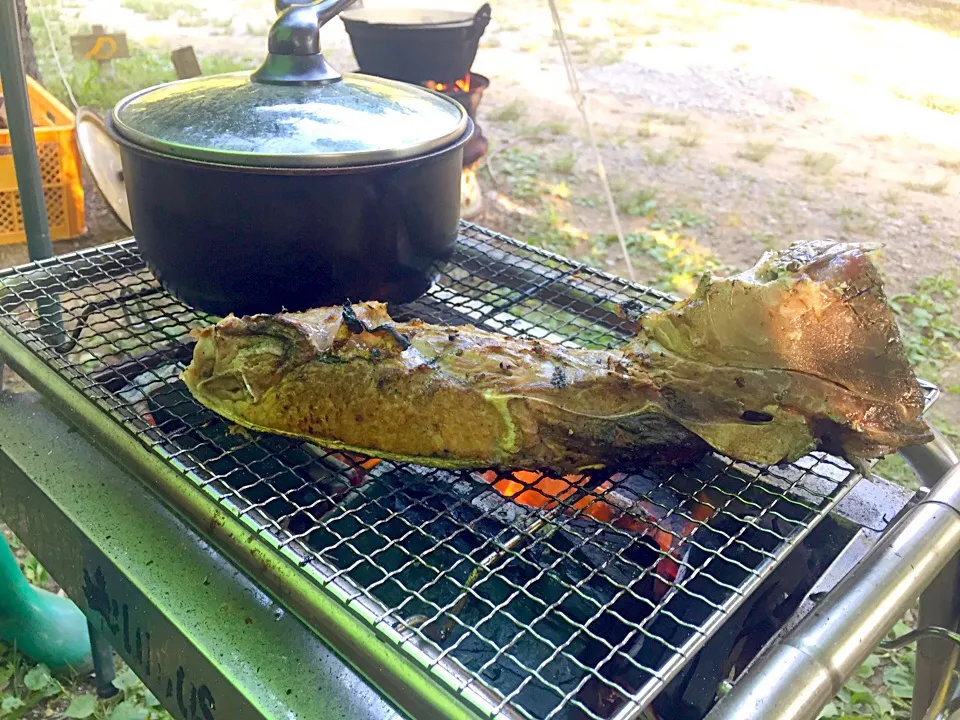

left=252, top=0, right=357, bottom=85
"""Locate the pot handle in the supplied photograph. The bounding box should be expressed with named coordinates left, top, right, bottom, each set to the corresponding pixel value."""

left=251, top=0, right=357, bottom=85
left=472, top=4, right=492, bottom=40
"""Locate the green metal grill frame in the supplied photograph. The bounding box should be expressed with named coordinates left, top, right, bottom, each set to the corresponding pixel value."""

left=0, top=390, right=406, bottom=720
left=0, top=223, right=939, bottom=720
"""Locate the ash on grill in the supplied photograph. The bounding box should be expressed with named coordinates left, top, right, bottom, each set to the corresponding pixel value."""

left=100, top=336, right=830, bottom=720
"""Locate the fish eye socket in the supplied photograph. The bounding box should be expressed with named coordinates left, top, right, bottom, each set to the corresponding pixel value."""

left=741, top=410, right=774, bottom=423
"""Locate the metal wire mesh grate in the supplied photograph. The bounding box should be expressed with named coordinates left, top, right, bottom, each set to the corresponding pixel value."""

left=0, top=223, right=939, bottom=720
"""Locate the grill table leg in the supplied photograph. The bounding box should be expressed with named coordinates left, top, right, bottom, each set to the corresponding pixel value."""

left=0, top=0, right=53, bottom=259
left=704, top=448, right=960, bottom=720
left=902, top=432, right=960, bottom=720
left=0, top=0, right=66, bottom=347
left=89, top=621, right=119, bottom=698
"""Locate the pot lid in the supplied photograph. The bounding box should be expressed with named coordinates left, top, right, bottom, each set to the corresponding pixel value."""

left=340, top=7, right=479, bottom=27
left=75, top=107, right=132, bottom=230
left=111, top=73, right=467, bottom=168
left=109, top=0, right=468, bottom=169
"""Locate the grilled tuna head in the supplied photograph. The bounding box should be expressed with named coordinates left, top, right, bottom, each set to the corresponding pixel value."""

left=637, top=240, right=932, bottom=464
left=183, top=241, right=931, bottom=472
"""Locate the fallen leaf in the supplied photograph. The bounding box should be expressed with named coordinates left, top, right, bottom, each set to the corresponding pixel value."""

left=62, top=694, right=97, bottom=718
left=112, top=668, right=141, bottom=694
left=0, top=696, right=24, bottom=712
left=108, top=700, right=150, bottom=720
left=23, top=664, right=52, bottom=692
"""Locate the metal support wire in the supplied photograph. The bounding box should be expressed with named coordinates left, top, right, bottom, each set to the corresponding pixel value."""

left=546, top=0, right=636, bottom=283
left=34, top=0, right=80, bottom=111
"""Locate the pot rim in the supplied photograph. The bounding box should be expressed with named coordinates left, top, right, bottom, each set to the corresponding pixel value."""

left=109, top=72, right=469, bottom=170
left=107, top=114, right=475, bottom=175
left=340, top=7, right=479, bottom=29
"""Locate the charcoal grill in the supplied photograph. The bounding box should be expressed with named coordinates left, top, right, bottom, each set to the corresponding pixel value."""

left=0, top=221, right=950, bottom=720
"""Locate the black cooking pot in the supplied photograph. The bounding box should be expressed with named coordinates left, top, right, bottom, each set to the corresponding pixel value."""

left=106, top=0, right=472, bottom=317
left=341, top=5, right=491, bottom=86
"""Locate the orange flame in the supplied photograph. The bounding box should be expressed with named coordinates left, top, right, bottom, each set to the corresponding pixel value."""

left=481, top=471, right=723, bottom=598
left=425, top=74, right=472, bottom=93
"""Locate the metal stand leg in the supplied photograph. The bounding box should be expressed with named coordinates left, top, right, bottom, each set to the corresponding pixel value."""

left=902, top=431, right=960, bottom=720
left=902, top=429, right=960, bottom=494
left=0, top=0, right=53, bottom=259
left=705, top=443, right=960, bottom=720
left=88, top=622, right=118, bottom=698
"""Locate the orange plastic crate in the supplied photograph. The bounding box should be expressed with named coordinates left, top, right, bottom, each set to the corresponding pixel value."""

left=0, top=76, right=85, bottom=244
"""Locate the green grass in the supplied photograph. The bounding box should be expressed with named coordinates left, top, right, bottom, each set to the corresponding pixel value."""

left=644, top=146, right=676, bottom=166
left=523, top=208, right=581, bottom=254
left=569, top=36, right=631, bottom=66
left=535, top=120, right=571, bottom=136
left=835, top=206, right=879, bottom=236
left=802, top=151, right=838, bottom=175
left=590, top=229, right=729, bottom=295
left=496, top=147, right=543, bottom=201
left=658, top=207, right=715, bottom=230
left=594, top=40, right=633, bottom=66
left=881, top=188, right=903, bottom=205
left=199, top=53, right=256, bottom=75
left=29, top=8, right=252, bottom=112
left=902, top=177, right=950, bottom=195
left=889, top=275, right=960, bottom=383
left=551, top=151, right=576, bottom=176
left=487, top=99, right=526, bottom=123
left=874, top=455, right=919, bottom=489
left=208, top=16, right=234, bottom=35
left=919, top=93, right=960, bottom=115
left=120, top=0, right=200, bottom=21
left=675, top=130, right=703, bottom=148
left=819, top=619, right=917, bottom=720
left=645, top=111, right=689, bottom=126
left=737, top=141, right=776, bottom=163
left=617, top=187, right=659, bottom=217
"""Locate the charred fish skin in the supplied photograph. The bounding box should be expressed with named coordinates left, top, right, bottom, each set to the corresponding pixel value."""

left=182, top=241, right=932, bottom=471
left=636, top=240, right=930, bottom=462
left=183, top=303, right=707, bottom=472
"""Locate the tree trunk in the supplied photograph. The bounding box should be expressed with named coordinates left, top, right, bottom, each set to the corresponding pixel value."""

left=16, top=0, right=42, bottom=82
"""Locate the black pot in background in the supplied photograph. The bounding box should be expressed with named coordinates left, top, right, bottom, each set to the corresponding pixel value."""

left=341, top=4, right=491, bottom=85
left=105, top=0, right=473, bottom=317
